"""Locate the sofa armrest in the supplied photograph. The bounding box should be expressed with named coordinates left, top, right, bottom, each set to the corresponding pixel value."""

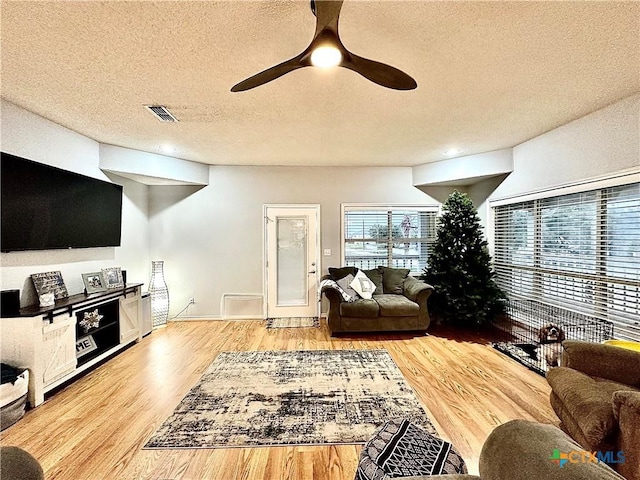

left=320, top=277, right=345, bottom=334
left=320, top=276, right=345, bottom=306
left=479, top=420, right=624, bottom=480
left=613, top=391, right=640, bottom=480
left=403, top=276, right=434, bottom=303
left=322, top=286, right=344, bottom=304
left=561, top=340, right=640, bottom=387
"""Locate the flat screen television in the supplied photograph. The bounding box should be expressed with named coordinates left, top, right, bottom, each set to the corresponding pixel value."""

left=1, top=152, right=123, bottom=252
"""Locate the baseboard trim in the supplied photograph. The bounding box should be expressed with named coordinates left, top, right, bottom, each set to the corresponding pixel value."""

left=169, top=316, right=262, bottom=322
left=169, top=313, right=328, bottom=322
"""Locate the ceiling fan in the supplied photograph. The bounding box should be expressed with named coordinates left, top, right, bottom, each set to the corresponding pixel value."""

left=230, top=0, right=417, bottom=92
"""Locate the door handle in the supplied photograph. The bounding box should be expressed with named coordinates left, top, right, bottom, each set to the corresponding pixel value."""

left=308, top=270, right=316, bottom=274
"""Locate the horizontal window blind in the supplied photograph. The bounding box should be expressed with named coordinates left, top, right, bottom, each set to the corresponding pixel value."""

left=343, top=207, right=437, bottom=276
left=494, top=182, right=640, bottom=341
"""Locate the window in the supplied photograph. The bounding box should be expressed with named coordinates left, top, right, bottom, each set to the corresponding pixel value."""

left=342, top=206, right=438, bottom=276
left=493, top=182, right=640, bottom=341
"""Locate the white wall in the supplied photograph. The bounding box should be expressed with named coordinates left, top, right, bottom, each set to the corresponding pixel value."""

left=100, top=144, right=209, bottom=185
left=412, top=148, right=513, bottom=187
left=0, top=100, right=150, bottom=307
left=484, top=94, right=640, bottom=208
left=3, top=93, right=636, bottom=316
left=148, top=166, right=437, bottom=317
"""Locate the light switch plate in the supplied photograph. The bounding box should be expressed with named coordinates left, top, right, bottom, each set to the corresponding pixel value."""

left=323, top=249, right=332, bottom=256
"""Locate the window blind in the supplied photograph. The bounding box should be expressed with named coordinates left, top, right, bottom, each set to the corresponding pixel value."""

left=343, top=207, right=437, bottom=276
left=493, top=182, right=640, bottom=341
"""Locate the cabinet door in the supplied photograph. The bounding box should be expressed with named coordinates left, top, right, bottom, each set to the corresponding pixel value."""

left=119, top=295, right=140, bottom=344
left=42, top=315, right=77, bottom=387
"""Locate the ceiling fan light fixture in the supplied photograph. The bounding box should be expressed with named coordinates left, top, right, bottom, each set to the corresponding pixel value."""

left=310, top=46, right=342, bottom=68
left=230, top=0, right=417, bottom=92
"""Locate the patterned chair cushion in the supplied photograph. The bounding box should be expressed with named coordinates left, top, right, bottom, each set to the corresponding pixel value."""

left=356, top=419, right=467, bottom=479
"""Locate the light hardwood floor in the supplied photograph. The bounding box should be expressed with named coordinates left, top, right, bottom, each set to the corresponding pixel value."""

left=0, top=320, right=557, bottom=480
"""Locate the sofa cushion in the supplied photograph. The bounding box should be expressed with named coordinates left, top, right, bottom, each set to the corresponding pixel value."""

left=329, top=266, right=358, bottom=281
left=379, top=266, right=410, bottom=294
left=562, top=340, right=640, bottom=387
left=340, top=299, right=379, bottom=318
left=547, top=367, right=638, bottom=449
left=374, top=294, right=419, bottom=317
left=336, top=274, right=359, bottom=300
left=350, top=270, right=376, bottom=300
left=363, top=268, right=384, bottom=295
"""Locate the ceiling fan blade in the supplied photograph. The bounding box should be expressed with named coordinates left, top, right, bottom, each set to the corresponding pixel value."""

left=312, top=0, right=343, bottom=35
left=231, top=54, right=307, bottom=92
left=341, top=53, right=417, bottom=90
left=231, top=0, right=416, bottom=92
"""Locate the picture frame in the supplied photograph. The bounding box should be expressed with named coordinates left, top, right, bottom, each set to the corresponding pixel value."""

left=31, top=270, right=69, bottom=300
left=102, top=267, right=124, bottom=289
left=82, top=272, right=107, bottom=294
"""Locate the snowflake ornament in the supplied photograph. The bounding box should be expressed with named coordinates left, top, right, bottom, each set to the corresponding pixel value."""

left=80, top=309, right=103, bottom=332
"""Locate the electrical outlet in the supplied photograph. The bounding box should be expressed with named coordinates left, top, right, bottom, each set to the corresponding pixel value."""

left=188, top=297, right=195, bottom=305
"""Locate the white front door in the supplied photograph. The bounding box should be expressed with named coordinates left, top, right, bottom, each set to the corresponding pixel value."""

left=265, top=205, right=320, bottom=318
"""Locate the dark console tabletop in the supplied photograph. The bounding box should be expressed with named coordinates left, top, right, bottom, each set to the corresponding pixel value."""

left=15, top=283, right=143, bottom=319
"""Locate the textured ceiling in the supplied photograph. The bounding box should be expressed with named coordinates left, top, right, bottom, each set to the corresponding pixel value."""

left=1, top=1, right=638, bottom=167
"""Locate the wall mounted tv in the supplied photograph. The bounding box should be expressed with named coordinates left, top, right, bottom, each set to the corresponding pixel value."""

left=1, top=152, right=123, bottom=252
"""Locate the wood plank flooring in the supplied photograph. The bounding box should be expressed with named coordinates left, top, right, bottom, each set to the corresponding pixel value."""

left=0, top=320, right=557, bottom=480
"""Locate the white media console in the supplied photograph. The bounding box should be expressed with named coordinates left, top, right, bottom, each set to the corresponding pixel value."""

left=0, top=284, right=143, bottom=407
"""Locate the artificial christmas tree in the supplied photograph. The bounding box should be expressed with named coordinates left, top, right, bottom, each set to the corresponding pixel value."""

left=423, top=190, right=506, bottom=327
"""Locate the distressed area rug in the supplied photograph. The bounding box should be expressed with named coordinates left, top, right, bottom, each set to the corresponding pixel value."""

left=144, top=349, right=434, bottom=449
left=266, top=317, right=320, bottom=329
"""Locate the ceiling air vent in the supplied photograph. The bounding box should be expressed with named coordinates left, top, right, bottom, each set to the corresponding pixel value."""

left=144, top=105, right=178, bottom=122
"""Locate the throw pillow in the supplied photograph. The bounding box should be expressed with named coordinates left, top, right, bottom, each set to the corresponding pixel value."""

left=379, top=266, right=410, bottom=294
left=336, top=274, right=360, bottom=301
left=356, top=418, right=467, bottom=479
left=319, top=278, right=356, bottom=303
left=350, top=270, right=376, bottom=300
left=328, top=266, right=358, bottom=281
left=362, top=268, right=384, bottom=295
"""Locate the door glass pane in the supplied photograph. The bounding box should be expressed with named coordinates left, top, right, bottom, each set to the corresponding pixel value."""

left=277, top=216, right=307, bottom=305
